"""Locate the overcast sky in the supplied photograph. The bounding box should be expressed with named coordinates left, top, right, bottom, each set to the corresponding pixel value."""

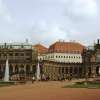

left=0, top=0, right=100, bottom=46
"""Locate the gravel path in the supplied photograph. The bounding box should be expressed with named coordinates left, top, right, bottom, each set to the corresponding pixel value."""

left=0, top=81, right=100, bottom=100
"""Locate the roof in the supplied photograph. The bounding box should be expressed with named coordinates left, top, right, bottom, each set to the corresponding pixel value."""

left=0, top=42, right=32, bottom=49
left=0, top=42, right=32, bottom=46
left=33, top=44, right=48, bottom=55
left=48, top=41, right=86, bottom=54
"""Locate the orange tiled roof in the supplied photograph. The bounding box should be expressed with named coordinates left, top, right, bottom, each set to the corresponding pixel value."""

left=33, top=44, right=48, bottom=55
left=48, top=41, right=85, bottom=54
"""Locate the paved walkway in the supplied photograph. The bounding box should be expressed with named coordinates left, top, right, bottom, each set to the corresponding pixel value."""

left=0, top=80, right=100, bottom=100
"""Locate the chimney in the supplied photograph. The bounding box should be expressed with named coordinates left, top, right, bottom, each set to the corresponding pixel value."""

left=97, top=39, right=99, bottom=45
left=25, top=38, right=28, bottom=43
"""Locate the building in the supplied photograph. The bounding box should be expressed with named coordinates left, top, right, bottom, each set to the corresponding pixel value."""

left=0, top=42, right=36, bottom=80
left=33, top=44, right=48, bottom=75
left=0, top=39, right=100, bottom=81
left=44, top=41, right=84, bottom=63
left=33, top=44, right=48, bottom=61
left=83, top=39, right=100, bottom=78
left=42, top=41, right=85, bottom=80
left=33, top=44, right=48, bottom=55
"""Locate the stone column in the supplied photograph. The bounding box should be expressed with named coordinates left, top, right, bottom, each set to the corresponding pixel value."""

left=91, top=64, right=96, bottom=78
left=72, top=66, right=74, bottom=78
left=12, top=64, right=15, bottom=73
left=77, top=66, right=80, bottom=78
left=63, top=67, right=66, bottom=79
left=30, top=64, right=33, bottom=72
left=23, top=64, right=26, bottom=72
left=1, top=64, right=3, bottom=72
left=67, top=67, right=70, bottom=76
left=56, top=67, right=59, bottom=80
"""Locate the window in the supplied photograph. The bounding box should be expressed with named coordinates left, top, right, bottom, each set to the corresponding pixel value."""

left=20, top=53, right=24, bottom=56
left=10, top=45, right=13, bottom=49
left=15, top=53, right=18, bottom=56
left=9, top=53, right=13, bottom=56
left=4, top=54, right=6, bottom=57
left=62, top=67, right=64, bottom=73
left=21, top=45, right=24, bottom=48
left=51, top=56, right=54, bottom=58
left=76, top=51, right=80, bottom=54
left=26, top=58, right=31, bottom=61
left=26, top=53, right=30, bottom=56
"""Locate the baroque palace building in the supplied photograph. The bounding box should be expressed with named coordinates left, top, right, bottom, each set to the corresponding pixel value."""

left=33, top=44, right=48, bottom=75
left=83, top=39, right=100, bottom=78
left=0, top=42, right=37, bottom=80
left=42, top=41, right=85, bottom=80
left=0, top=39, right=100, bottom=81
left=33, top=44, right=48, bottom=61
left=41, top=39, right=100, bottom=80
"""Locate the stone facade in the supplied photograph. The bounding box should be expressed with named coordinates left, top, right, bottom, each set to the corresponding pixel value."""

left=83, top=39, right=100, bottom=78
left=42, top=41, right=85, bottom=80
left=42, top=40, right=100, bottom=80
left=0, top=40, right=100, bottom=81
left=0, top=42, right=37, bottom=80
left=43, top=61, right=84, bottom=80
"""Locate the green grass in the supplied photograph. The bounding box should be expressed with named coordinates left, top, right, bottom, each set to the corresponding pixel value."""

left=63, top=82, right=100, bottom=89
left=0, top=81, right=15, bottom=87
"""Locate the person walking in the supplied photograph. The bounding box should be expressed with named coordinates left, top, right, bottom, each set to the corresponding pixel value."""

left=32, top=76, right=35, bottom=83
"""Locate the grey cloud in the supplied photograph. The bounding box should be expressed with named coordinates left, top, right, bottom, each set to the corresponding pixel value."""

left=0, top=0, right=12, bottom=23
left=0, top=0, right=100, bottom=46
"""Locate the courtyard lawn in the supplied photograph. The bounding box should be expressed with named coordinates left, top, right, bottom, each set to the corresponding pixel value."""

left=63, top=81, right=100, bottom=88
left=0, top=81, right=15, bottom=87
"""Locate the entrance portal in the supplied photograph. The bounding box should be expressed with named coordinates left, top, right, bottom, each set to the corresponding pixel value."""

left=96, top=66, right=100, bottom=76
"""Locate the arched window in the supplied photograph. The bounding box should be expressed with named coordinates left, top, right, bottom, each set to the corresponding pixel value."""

left=9, top=65, right=13, bottom=75
left=26, top=65, right=31, bottom=74
left=15, top=65, right=19, bottom=74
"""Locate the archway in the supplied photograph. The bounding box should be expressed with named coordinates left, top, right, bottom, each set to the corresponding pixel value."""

left=9, top=64, right=13, bottom=75
left=19, top=65, right=25, bottom=74
left=32, top=65, right=36, bottom=75
left=15, top=65, right=19, bottom=74
left=88, top=67, right=91, bottom=77
left=0, top=65, right=1, bottom=72
left=19, top=65, right=25, bottom=80
left=0, top=65, right=3, bottom=79
left=74, top=67, right=78, bottom=74
left=26, top=65, right=31, bottom=74
left=96, top=66, right=100, bottom=76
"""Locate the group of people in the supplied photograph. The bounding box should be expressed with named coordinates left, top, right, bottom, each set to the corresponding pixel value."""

left=31, top=74, right=50, bottom=83
left=31, top=74, right=73, bottom=83
left=57, top=73, right=73, bottom=81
